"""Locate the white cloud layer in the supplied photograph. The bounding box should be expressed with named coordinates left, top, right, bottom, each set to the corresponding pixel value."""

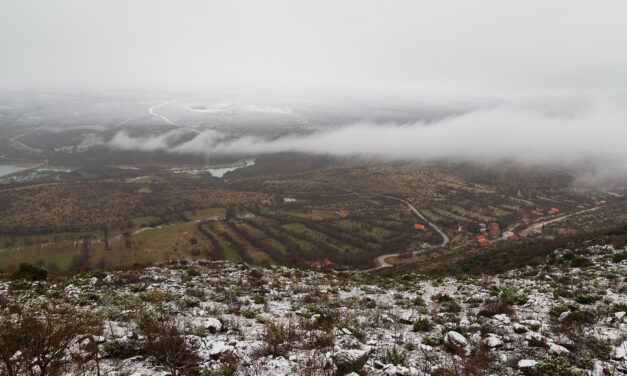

left=108, top=97, right=627, bottom=179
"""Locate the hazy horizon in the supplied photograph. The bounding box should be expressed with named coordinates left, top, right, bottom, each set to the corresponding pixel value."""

left=2, top=1, right=627, bottom=96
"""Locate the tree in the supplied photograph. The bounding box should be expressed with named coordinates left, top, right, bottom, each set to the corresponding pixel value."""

left=11, top=263, right=48, bottom=281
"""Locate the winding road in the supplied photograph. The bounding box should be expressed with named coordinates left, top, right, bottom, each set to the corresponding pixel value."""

left=364, top=195, right=450, bottom=271
left=148, top=101, right=178, bottom=126
left=379, top=195, right=450, bottom=247
left=9, top=128, right=43, bottom=153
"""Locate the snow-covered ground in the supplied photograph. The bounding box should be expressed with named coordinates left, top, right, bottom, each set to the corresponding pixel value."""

left=1, top=242, right=627, bottom=375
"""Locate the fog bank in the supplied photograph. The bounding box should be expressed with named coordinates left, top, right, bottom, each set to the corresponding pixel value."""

left=109, top=98, right=627, bottom=177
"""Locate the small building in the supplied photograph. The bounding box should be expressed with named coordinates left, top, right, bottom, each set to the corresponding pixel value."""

left=414, top=224, right=424, bottom=230
left=502, top=231, right=514, bottom=239
left=488, top=229, right=499, bottom=238
left=338, top=210, right=350, bottom=217
left=476, top=235, right=486, bottom=241
left=478, top=239, right=491, bottom=246
left=312, top=258, right=332, bottom=268
left=548, top=208, right=560, bottom=214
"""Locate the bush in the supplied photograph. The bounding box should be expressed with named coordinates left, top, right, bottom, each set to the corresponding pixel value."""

left=563, top=310, right=595, bottom=326
left=562, top=252, right=575, bottom=261
left=187, top=288, right=206, bottom=299
left=492, top=286, right=528, bottom=305
left=186, top=267, right=200, bottom=277
left=259, top=322, right=297, bottom=356
left=242, top=307, right=260, bottom=319
left=570, top=257, right=593, bottom=268
left=179, top=296, right=201, bottom=309
left=11, top=263, right=48, bottom=281
left=71, top=292, right=100, bottom=306
left=412, top=296, right=426, bottom=306
left=573, top=293, right=599, bottom=305
left=422, top=334, right=444, bottom=346
left=383, top=346, right=409, bottom=367
left=440, top=300, right=461, bottom=313
left=549, top=305, right=571, bottom=319
left=612, top=252, right=627, bottom=263
left=128, top=282, right=147, bottom=292
left=532, top=356, right=580, bottom=376
left=433, top=293, right=454, bottom=303
left=137, top=313, right=200, bottom=376
left=199, top=360, right=238, bottom=376
left=611, top=303, right=627, bottom=312
left=553, top=288, right=573, bottom=299
left=100, top=339, right=137, bottom=359
left=412, top=318, right=433, bottom=332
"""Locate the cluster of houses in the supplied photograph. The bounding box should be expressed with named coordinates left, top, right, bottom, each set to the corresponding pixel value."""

left=522, top=207, right=561, bottom=224
left=576, top=200, right=606, bottom=209
left=527, top=207, right=560, bottom=217
left=475, top=222, right=501, bottom=246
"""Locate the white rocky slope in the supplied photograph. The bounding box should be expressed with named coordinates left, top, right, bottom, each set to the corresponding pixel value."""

left=1, top=243, right=627, bottom=376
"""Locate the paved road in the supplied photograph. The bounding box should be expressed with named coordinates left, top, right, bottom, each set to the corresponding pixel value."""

left=9, top=128, right=43, bottom=153
left=519, top=207, right=601, bottom=236
left=363, top=195, right=450, bottom=272
left=379, top=195, right=450, bottom=247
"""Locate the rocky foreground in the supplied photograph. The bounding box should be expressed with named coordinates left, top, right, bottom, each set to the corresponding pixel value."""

left=2, top=242, right=627, bottom=376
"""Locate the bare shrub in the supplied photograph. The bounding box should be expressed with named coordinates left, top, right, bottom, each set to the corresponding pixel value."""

left=478, top=298, right=513, bottom=317
left=137, top=313, right=199, bottom=376
left=298, top=349, right=333, bottom=376
left=434, top=345, right=495, bottom=376
left=115, top=271, right=141, bottom=285
left=0, top=302, right=102, bottom=376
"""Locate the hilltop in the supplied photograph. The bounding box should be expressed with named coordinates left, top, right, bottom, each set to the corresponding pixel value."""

left=2, top=237, right=627, bottom=376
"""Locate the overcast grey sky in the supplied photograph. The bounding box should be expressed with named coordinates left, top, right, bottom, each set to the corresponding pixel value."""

left=1, top=0, right=626, bottom=95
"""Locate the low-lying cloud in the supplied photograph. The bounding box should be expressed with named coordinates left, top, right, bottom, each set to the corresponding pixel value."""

left=108, top=97, right=627, bottom=179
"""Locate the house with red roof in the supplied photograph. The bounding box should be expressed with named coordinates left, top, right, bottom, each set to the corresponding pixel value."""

left=312, top=258, right=332, bottom=268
